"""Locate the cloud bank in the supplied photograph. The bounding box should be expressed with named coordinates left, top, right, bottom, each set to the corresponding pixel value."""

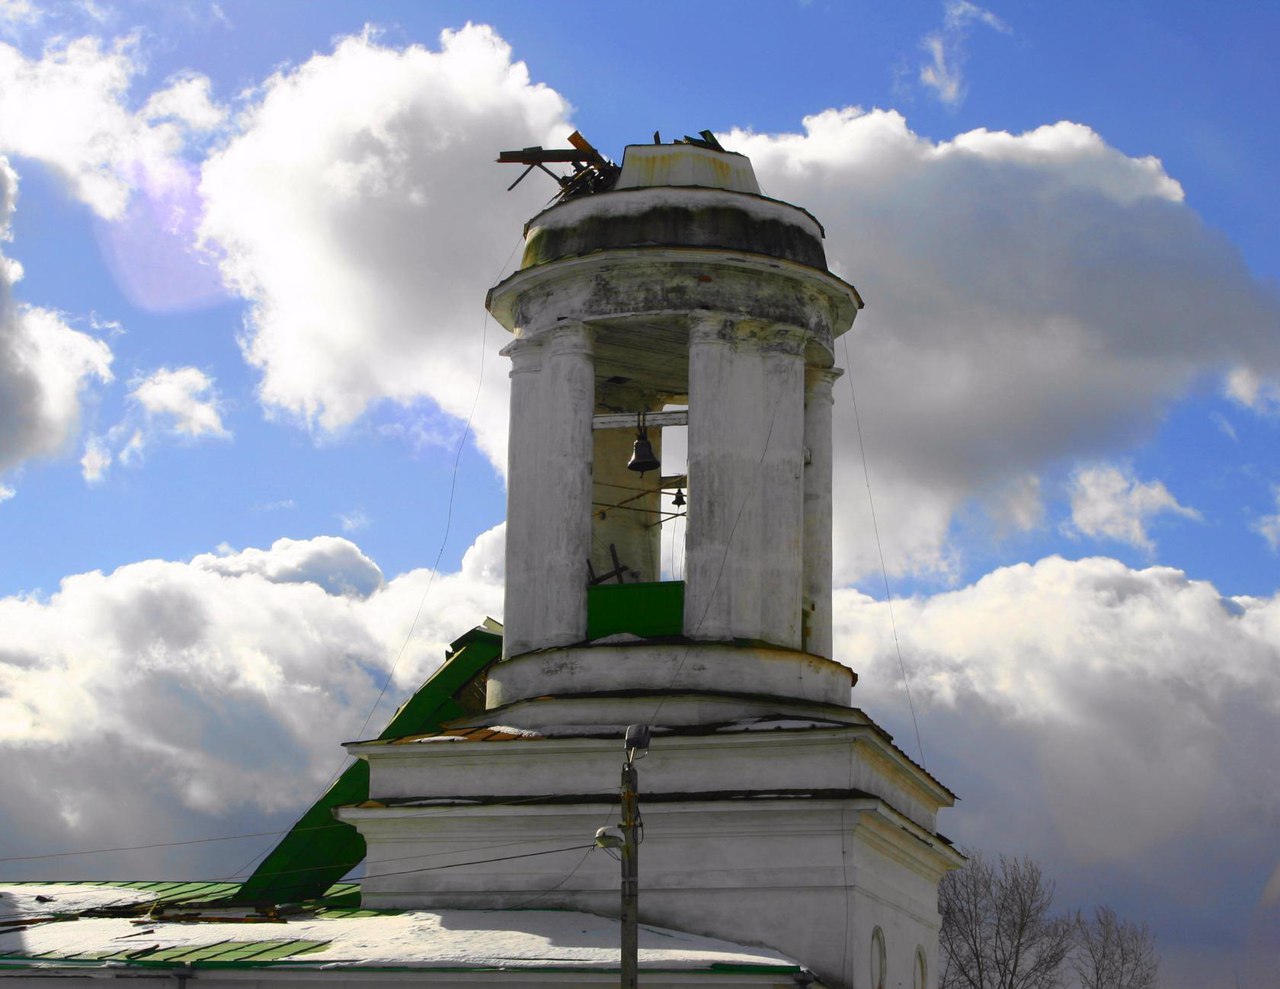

left=729, top=110, right=1280, bottom=578
left=837, top=554, right=1280, bottom=976
left=9, top=24, right=1276, bottom=583
left=2, top=534, right=1274, bottom=977
left=0, top=529, right=503, bottom=878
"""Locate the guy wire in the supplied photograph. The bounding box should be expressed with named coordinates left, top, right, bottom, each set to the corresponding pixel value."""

left=841, top=335, right=925, bottom=769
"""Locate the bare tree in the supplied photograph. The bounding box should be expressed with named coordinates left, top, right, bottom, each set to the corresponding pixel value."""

left=939, top=851, right=1077, bottom=989
left=1074, top=906, right=1158, bottom=989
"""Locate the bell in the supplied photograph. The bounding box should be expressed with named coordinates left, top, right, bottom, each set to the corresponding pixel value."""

left=627, top=429, right=661, bottom=474
left=672, top=487, right=686, bottom=508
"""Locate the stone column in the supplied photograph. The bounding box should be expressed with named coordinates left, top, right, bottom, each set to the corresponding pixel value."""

left=802, top=367, right=841, bottom=658
left=501, top=337, right=545, bottom=658
left=757, top=326, right=807, bottom=650
left=501, top=323, right=595, bottom=657
left=685, top=313, right=765, bottom=642
left=539, top=322, right=595, bottom=649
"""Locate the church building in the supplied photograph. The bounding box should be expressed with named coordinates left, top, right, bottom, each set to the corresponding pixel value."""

left=1, top=133, right=960, bottom=989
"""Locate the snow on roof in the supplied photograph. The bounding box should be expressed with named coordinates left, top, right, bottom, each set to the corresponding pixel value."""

left=0, top=884, right=800, bottom=974
left=0, top=883, right=157, bottom=918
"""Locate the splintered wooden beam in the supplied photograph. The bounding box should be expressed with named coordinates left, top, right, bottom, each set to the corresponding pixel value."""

left=497, top=148, right=591, bottom=164
left=566, top=130, right=605, bottom=162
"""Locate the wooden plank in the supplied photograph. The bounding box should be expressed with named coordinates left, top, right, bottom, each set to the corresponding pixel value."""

left=592, top=410, right=688, bottom=431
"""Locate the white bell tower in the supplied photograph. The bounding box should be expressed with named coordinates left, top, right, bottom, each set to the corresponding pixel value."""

left=484, top=139, right=861, bottom=723
left=342, top=135, right=961, bottom=989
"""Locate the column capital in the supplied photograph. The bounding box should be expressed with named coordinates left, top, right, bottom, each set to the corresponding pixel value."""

left=804, top=365, right=844, bottom=398
left=501, top=336, right=544, bottom=373
left=545, top=319, right=594, bottom=357
left=687, top=311, right=739, bottom=346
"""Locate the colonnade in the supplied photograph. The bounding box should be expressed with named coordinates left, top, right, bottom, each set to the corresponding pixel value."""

left=501, top=316, right=839, bottom=661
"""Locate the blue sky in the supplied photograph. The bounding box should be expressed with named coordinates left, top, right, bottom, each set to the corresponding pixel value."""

left=1, top=2, right=1278, bottom=986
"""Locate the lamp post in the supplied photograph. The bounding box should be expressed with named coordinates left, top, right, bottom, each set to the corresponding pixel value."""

left=620, top=725, right=650, bottom=988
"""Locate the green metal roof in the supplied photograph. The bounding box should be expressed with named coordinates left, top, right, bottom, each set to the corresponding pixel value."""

left=9, top=938, right=333, bottom=966
left=231, top=622, right=503, bottom=906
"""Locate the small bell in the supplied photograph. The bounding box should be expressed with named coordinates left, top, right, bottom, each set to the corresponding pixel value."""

left=672, top=487, right=686, bottom=508
left=627, top=428, right=661, bottom=474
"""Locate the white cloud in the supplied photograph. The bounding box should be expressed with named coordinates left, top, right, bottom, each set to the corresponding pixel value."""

left=0, top=528, right=504, bottom=877
left=0, top=481, right=13, bottom=502
left=117, top=427, right=144, bottom=465
left=1067, top=463, right=1200, bottom=550
left=191, top=28, right=1280, bottom=581
left=919, top=0, right=1010, bottom=106
left=0, top=0, right=39, bottom=34
left=989, top=473, right=1043, bottom=534
left=1226, top=365, right=1280, bottom=416
left=0, top=34, right=229, bottom=313
left=0, top=157, right=115, bottom=478
left=836, top=555, right=1280, bottom=966
left=195, top=535, right=384, bottom=598
left=338, top=508, right=371, bottom=534
left=0, top=35, right=220, bottom=218
left=197, top=24, right=572, bottom=465
left=142, top=73, right=226, bottom=132
left=79, top=433, right=111, bottom=483
left=76, top=366, right=228, bottom=479
left=729, top=110, right=1280, bottom=578
left=1255, top=489, right=1280, bottom=553
left=129, top=365, right=228, bottom=438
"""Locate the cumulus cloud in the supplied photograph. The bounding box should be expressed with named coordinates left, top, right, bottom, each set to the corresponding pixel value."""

left=195, top=535, right=384, bottom=598
left=0, top=527, right=504, bottom=878
left=70, top=366, right=229, bottom=483
left=0, top=35, right=221, bottom=218
left=0, top=158, right=114, bottom=482
left=197, top=24, right=572, bottom=465
left=142, top=73, right=226, bottom=132
left=836, top=555, right=1280, bottom=968
left=729, top=110, right=1280, bottom=578
left=129, top=365, right=228, bottom=438
left=918, top=0, right=1010, bottom=106
left=0, top=34, right=229, bottom=311
left=1067, top=463, right=1200, bottom=550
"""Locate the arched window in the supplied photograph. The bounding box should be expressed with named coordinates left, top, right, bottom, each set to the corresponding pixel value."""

left=914, top=945, right=928, bottom=989
left=870, top=927, right=887, bottom=989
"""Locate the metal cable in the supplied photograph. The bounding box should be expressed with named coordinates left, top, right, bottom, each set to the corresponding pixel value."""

left=841, top=335, right=926, bottom=768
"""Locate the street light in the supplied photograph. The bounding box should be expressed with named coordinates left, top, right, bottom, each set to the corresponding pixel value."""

left=621, top=724, right=650, bottom=988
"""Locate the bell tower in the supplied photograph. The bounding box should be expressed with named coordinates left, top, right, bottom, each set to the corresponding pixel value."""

left=484, top=137, right=862, bottom=724
left=342, top=134, right=961, bottom=989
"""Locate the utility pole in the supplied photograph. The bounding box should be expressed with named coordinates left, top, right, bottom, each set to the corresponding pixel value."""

left=620, top=724, right=649, bottom=989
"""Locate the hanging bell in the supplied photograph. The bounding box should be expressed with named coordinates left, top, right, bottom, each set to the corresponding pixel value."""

left=672, top=487, right=686, bottom=508
left=627, top=429, right=661, bottom=474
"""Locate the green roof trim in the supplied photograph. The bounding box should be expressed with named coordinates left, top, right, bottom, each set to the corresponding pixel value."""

left=231, top=622, right=503, bottom=906
left=2, top=940, right=332, bottom=967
